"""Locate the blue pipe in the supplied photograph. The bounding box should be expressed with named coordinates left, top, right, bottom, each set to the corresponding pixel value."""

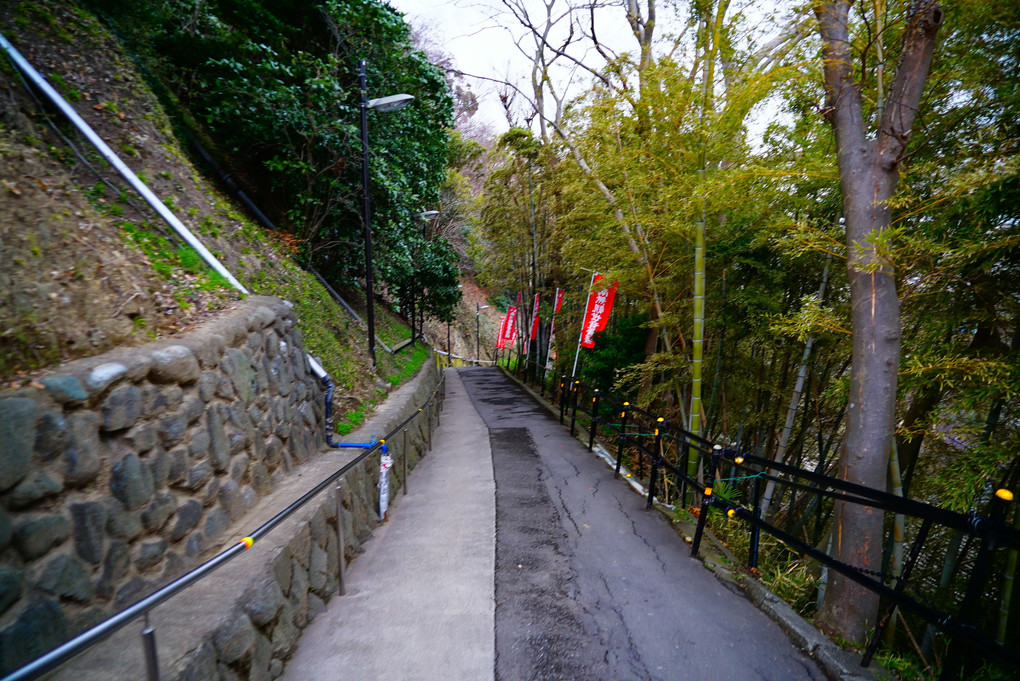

left=323, top=376, right=388, bottom=453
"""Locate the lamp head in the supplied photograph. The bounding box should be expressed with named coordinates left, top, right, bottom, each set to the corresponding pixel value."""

left=368, top=94, right=414, bottom=112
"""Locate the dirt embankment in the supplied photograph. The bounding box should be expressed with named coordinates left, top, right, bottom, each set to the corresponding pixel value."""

left=1, top=2, right=250, bottom=381
left=1, top=0, right=493, bottom=413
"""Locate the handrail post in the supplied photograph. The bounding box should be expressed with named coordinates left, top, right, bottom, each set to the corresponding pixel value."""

left=427, top=403, right=433, bottom=452
left=141, top=613, right=159, bottom=681
left=748, top=459, right=760, bottom=569
left=569, top=381, right=580, bottom=437
left=691, top=445, right=722, bottom=556
left=647, top=418, right=664, bottom=509
left=588, top=389, right=600, bottom=451
left=559, top=375, right=567, bottom=424
left=402, top=431, right=409, bottom=496
left=336, top=483, right=347, bottom=595
left=615, top=403, right=629, bottom=479
left=942, top=490, right=1012, bottom=679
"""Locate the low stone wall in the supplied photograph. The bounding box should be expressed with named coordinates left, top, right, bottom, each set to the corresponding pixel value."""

left=167, top=366, right=439, bottom=681
left=0, top=295, right=345, bottom=674
left=45, top=349, right=439, bottom=681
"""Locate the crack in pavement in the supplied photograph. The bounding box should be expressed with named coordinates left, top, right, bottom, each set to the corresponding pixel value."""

left=554, top=485, right=582, bottom=538
left=595, top=573, right=650, bottom=679
left=612, top=495, right=671, bottom=574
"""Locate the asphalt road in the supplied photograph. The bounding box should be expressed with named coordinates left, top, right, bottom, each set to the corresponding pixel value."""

left=459, top=367, right=826, bottom=681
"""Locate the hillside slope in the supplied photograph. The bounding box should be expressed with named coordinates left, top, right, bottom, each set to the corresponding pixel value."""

left=0, top=0, right=424, bottom=412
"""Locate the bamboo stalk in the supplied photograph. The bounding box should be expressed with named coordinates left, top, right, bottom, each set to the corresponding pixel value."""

left=688, top=12, right=710, bottom=456
left=760, top=256, right=832, bottom=517
left=706, top=269, right=726, bottom=437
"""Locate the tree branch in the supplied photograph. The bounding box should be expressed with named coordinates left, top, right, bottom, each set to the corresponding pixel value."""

left=877, top=0, right=943, bottom=166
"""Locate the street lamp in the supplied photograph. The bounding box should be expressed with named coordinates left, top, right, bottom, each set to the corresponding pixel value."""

left=360, top=59, right=413, bottom=371
left=476, top=303, right=489, bottom=365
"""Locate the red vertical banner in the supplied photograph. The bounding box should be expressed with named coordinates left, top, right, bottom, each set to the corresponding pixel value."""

left=529, top=293, right=541, bottom=340
left=545, top=288, right=564, bottom=367
left=496, top=314, right=508, bottom=349
left=501, top=306, right=518, bottom=349
left=580, top=276, right=618, bottom=349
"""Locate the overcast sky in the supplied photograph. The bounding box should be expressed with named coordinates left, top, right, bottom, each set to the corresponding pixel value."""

left=386, top=0, right=639, bottom=133
left=386, top=0, right=787, bottom=147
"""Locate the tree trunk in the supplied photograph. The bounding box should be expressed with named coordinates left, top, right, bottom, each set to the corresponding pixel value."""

left=813, top=0, right=942, bottom=644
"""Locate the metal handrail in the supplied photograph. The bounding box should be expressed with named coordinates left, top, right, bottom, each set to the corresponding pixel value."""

left=514, top=367, right=1020, bottom=675
left=3, top=373, right=446, bottom=681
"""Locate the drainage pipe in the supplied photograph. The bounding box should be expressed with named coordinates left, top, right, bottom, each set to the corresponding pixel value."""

left=310, top=268, right=367, bottom=330
left=321, top=376, right=387, bottom=452
left=188, top=137, right=385, bottom=353
left=188, top=136, right=276, bottom=233
left=0, top=32, right=245, bottom=295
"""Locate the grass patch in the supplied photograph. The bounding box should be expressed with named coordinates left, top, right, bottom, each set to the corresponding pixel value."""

left=381, top=343, right=430, bottom=386
left=114, top=219, right=229, bottom=292
left=703, top=509, right=817, bottom=616
left=333, top=408, right=366, bottom=436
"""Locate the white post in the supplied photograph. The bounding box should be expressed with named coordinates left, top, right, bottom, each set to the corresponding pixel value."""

left=571, top=271, right=597, bottom=378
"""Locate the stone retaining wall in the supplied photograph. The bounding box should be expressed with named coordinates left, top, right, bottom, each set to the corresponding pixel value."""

left=42, top=345, right=439, bottom=681
left=167, top=365, right=439, bottom=681
left=0, top=296, right=335, bottom=674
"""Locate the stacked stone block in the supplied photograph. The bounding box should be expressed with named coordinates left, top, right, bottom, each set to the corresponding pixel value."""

left=175, top=365, right=437, bottom=681
left=0, top=296, right=326, bottom=674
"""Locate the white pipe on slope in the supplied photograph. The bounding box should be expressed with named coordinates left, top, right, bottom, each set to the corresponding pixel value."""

left=0, top=32, right=328, bottom=380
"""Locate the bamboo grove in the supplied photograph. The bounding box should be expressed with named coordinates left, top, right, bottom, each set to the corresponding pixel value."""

left=469, top=0, right=1020, bottom=671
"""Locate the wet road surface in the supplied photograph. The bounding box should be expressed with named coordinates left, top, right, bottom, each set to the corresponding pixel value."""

left=460, top=367, right=825, bottom=681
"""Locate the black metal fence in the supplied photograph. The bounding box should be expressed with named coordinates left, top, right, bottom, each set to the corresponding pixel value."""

left=516, top=367, right=1020, bottom=679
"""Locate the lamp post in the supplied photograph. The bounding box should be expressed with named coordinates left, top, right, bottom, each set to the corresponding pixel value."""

left=476, top=303, right=489, bottom=365
left=360, top=59, right=413, bottom=371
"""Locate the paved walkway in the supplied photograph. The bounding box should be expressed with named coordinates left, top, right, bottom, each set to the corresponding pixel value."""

left=282, top=368, right=825, bottom=681
left=280, top=369, right=495, bottom=681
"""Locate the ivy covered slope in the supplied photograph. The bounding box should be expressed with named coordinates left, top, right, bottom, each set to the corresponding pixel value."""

left=1, top=0, right=457, bottom=406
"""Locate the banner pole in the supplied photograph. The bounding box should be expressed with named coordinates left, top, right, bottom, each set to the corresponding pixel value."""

left=571, top=271, right=597, bottom=378
left=543, top=289, right=560, bottom=385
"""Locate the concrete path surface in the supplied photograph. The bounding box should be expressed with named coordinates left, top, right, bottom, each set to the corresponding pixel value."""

left=280, top=369, right=495, bottom=681
left=282, top=367, right=826, bottom=680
